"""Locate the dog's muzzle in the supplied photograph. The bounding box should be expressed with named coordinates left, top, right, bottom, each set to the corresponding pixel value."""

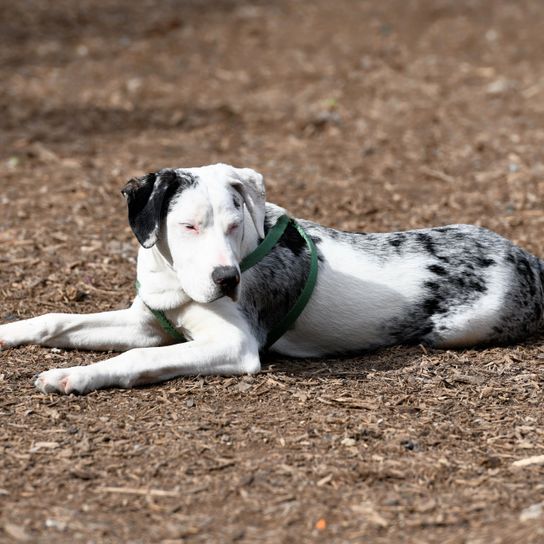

left=211, top=266, right=240, bottom=299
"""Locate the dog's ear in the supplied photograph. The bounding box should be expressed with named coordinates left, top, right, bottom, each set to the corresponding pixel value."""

left=229, top=167, right=266, bottom=239
left=121, top=171, right=180, bottom=248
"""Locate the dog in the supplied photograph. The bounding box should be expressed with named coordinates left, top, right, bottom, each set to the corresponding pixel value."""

left=1, top=163, right=543, bottom=394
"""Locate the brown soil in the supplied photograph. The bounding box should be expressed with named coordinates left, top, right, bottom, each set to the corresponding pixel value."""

left=1, top=1, right=544, bottom=542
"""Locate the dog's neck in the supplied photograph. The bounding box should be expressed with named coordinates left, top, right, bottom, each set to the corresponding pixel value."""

left=136, top=245, right=191, bottom=311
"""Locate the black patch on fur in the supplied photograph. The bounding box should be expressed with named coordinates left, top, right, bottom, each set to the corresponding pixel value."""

left=451, top=276, right=466, bottom=288
left=416, top=233, right=436, bottom=255
left=469, top=278, right=486, bottom=293
left=423, top=298, right=441, bottom=315
left=428, top=264, right=447, bottom=276
left=415, top=232, right=452, bottom=262
left=419, top=324, right=434, bottom=336
left=121, top=169, right=197, bottom=248
left=424, top=281, right=440, bottom=292
left=389, top=235, right=406, bottom=247
left=388, top=233, right=407, bottom=254
left=264, top=217, right=306, bottom=257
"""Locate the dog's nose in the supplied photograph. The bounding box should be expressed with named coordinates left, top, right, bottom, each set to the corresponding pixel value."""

left=212, top=266, right=240, bottom=294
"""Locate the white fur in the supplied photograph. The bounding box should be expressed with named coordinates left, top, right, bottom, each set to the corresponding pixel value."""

left=274, top=238, right=434, bottom=357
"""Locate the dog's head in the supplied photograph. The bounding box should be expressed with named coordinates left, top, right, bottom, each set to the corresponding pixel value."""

left=122, top=163, right=265, bottom=303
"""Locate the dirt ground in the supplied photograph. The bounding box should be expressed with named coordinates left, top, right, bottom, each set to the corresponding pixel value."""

left=1, top=0, right=544, bottom=542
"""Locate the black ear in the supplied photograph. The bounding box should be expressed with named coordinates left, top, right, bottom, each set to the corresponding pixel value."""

left=121, top=171, right=180, bottom=248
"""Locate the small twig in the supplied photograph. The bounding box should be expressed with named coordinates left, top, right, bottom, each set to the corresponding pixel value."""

left=420, top=166, right=456, bottom=184
left=84, top=284, right=123, bottom=295
left=511, top=454, right=544, bottom=468
left=95, top=486, right=180, bottom=497
left=0, top=239, right=35, bottom=246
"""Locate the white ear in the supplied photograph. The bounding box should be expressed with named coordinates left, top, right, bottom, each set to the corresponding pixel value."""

left=229, top=167, right=266, bottom=239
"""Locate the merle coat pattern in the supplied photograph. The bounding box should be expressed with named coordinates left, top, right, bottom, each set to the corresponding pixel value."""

left=1, top=163, right=542, bottom=394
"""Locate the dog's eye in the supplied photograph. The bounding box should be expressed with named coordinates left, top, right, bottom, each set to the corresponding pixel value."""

left=227, top=223, right=239, bottom=234
left=181, top=223, right=198, bottom=233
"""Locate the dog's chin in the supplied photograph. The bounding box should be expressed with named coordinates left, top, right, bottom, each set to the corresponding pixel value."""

left=188, top=286, right=239, bottom=304
left=213, top=286, right=239, bottom=303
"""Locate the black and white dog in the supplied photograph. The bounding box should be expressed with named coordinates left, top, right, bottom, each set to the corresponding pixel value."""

left=1, top=163, right=543, bottom=394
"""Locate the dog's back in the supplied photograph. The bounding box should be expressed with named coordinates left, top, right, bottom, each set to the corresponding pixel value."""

left=242, top=206, right=544, bottom=357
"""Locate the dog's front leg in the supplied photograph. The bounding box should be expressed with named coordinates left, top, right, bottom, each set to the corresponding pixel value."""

left=0, top=298, right=170, bottom=352
left=34, top=303, right=261, bottom=394
left=35, top=335, right=260, bottom=395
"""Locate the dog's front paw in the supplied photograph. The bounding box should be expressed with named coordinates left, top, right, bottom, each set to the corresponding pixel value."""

left=0, top=320, right=34, bottom=350
left=34, top=366, right=94, bottom=395
left=0, top=327, right=16, bottom=350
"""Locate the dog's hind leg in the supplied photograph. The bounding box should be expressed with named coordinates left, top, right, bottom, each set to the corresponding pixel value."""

left=0, top=298, right=170, bottom=352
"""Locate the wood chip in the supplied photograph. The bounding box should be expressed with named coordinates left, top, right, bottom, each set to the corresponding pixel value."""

left=316, top=473, right=333, bottom=486
left=95, top=486, right=180, bottom=497
left=3, top=522, right=32, bottom=542
left=511, top=455, right=544, bottom=468
left=29, top=441, right=60, bottom=452
left=318, top=396, right=375, bottom=410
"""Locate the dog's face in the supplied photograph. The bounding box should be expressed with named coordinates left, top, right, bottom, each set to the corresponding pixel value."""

left=122, top=163, right=265, bottom=303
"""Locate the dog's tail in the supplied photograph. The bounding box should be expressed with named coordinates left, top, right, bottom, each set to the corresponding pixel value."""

left=538, top=257, right=544, bottom=303
left=495, top=248, right=544, bottom=343
left=536, top=258, right=544, bottom=332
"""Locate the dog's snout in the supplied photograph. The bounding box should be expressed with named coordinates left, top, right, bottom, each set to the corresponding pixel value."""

left=212, top=266, right=240, bottom=294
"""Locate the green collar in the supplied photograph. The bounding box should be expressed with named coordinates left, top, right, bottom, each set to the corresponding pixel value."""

left=239, top=213, right=290, bottom=272
left=136, top=214, right=318, bottom=350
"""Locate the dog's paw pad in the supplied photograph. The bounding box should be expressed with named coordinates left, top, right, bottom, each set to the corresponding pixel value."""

left=59, top=376, right=70, bottom=392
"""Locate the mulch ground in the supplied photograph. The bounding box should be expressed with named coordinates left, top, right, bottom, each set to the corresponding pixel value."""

left=1, top=0, right=544, bottom=542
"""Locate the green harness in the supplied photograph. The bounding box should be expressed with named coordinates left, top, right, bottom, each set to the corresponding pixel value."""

left=136, top=215, right=318, bottom=350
